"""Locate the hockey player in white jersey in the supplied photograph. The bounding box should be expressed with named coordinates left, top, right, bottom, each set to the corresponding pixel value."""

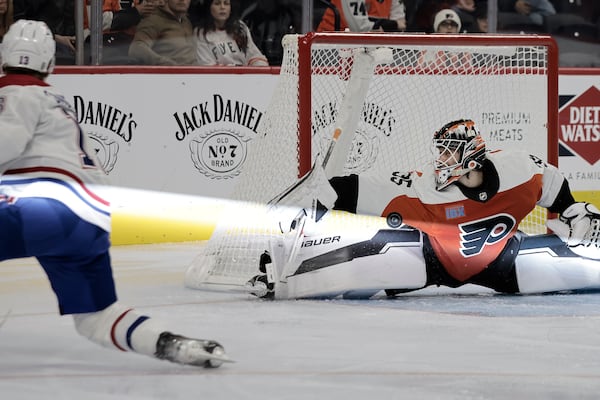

left=247, top=119, right=600, bottom=299
left=0, top=20, right=229, bottom=367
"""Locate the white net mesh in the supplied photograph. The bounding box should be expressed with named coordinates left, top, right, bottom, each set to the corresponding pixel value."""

left=185, top=33, right=558, bottom=289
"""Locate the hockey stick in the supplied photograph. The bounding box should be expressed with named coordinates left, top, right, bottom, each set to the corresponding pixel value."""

left=324, top=46, right=394, bottom=179
left=320, top=128, right=342, bottom=170
left=267, top=47, right=394, bottom=207
left=269, top=48, right=394, bottom=286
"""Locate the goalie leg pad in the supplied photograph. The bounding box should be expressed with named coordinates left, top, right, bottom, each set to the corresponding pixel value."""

left=515, top=234, right=600, bottom=293
left=278, top=229, right=427, bottom=299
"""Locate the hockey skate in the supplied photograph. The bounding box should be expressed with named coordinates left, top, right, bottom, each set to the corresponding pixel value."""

left=155, top=332, right=231, bottom=368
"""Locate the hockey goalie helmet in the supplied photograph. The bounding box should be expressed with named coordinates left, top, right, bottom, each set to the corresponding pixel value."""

left=432, top=119, right=487, bottom=191
left=1, top=20, right=56, bottom=74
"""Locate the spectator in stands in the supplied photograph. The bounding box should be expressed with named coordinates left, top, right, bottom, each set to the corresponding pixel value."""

left=451, top=0, right=488, bottom=33
left=13, top=0, right=89, bottom=64
left=104, top=0, right=164, bottom=34
left=473, top=1, right=488, bottom=32
left=498, top=0, right=556, bottom=26
left=451, top=0, right=476, bottom=32
left=433, top=8, right=461, bottom=32
left=239, top=0, right=301, bottom=66
left=128, top=0, right=197, bottom=65
left=407, top=0, right=454, bottom=32
left=0, top=0, right=14, bottom=40
left=317, top=0, right=373, bottom=32
left=317, top=0, right=403, bottom=32
left=194, top=0, right=268, bottom=66
left=369, top=0, right=407, bottom=32
left=87, top=0, right=163, bottom=65
left=418, top=9, right=469, bottom=67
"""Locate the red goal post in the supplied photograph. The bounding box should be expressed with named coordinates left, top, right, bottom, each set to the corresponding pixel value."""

left=184, top=32, right=559, bottom=290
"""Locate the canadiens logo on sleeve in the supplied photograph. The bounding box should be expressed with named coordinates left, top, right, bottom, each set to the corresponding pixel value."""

left=458, top=214, right=516, bottom=257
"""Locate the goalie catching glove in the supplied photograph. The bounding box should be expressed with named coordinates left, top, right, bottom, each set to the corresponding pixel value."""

left=547, top=202, right=600, bottom=254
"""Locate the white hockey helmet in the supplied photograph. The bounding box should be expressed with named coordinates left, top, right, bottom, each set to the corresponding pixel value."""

left=432, top=119, right=487, bottom=191
left=1, top=20, right=56, bottom=74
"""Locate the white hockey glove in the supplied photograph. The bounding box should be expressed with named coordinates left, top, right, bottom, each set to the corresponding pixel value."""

left=547, top=202, right=600, bottom=255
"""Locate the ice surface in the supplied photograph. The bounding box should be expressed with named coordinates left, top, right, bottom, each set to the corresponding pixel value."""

left=2, top=242, right=600, bottom=399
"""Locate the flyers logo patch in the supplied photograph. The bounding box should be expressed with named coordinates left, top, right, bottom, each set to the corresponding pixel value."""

left=459, top=214, right=516, bottom=257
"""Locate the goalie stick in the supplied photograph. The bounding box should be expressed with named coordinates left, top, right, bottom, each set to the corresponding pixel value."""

left=249, top=47, right=395, bottom=294
left=267, top=47, right=394, bottom=208
left=324, top=46, right=394, bottom=179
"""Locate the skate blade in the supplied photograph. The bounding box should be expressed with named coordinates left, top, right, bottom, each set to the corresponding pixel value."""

left=203, top=348, right=235, bottom=368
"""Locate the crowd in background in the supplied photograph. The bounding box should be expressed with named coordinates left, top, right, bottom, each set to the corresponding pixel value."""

left=1, top=0, right=598, bottom=67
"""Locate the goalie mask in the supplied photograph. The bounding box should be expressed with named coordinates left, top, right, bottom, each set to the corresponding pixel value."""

left=432, top=119, right=487, bottom=191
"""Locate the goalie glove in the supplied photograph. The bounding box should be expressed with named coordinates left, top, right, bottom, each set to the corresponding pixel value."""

left=546, top=202, right=600, bottom=252
left=268, top=158, right=338, bottom=217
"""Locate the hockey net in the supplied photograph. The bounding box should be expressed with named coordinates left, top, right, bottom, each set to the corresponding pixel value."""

left=185, top=33, right=559, bottom=290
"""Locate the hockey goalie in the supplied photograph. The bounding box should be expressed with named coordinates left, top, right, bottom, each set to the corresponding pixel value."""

left=246, top=119, right=600, bottom=300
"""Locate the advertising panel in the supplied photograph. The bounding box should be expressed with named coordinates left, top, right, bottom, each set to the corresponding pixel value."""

left=50, top=72, right=277, bottom=199
left=558, top=71, right=600, bottom=204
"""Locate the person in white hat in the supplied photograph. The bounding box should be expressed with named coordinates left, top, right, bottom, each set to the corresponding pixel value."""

left=433, top=8, right=462, bottom=33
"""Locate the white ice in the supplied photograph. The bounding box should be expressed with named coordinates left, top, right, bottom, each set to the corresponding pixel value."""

left=2, top=242, right=600, bottom=399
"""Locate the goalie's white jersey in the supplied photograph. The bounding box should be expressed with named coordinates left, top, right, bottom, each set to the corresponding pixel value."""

left=0, top=74, right=110, bottom=232
left=352, top=150, right=565, bottom=281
